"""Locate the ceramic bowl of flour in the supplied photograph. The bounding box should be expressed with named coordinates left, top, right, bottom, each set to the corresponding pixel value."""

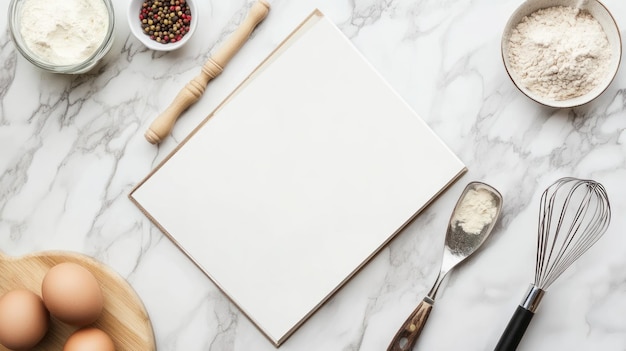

left=501, top=0, right=621, bottom=108
left=8, top=0, right=115, bottom=74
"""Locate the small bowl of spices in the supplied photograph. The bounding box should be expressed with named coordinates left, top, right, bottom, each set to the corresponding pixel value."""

left=128, top=0, right=197, bottom=51
left=8, top=0, right=115, bottom=74
left=501, top=0, right=621, bottom=108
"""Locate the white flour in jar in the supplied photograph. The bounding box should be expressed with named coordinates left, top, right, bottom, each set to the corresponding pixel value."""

left=507, top=6, right=611, bottom=101
left=452, top=188, right=498, bottom=235
left=19, top=0, right=109, bottom=66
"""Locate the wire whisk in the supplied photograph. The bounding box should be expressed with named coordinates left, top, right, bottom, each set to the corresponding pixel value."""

left=494, top=177, right=611, bottom=351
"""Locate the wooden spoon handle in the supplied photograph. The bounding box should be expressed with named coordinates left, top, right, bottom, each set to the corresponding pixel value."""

left=145, top=0, right=270, bottom=144
left=387, top=298, right=433, bottom=351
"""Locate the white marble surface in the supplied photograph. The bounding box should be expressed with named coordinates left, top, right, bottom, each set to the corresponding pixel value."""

left=1, top=0, right=626, bottom=350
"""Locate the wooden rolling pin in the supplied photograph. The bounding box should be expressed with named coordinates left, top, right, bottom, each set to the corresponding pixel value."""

left=145, top=0, right=270, bottom=144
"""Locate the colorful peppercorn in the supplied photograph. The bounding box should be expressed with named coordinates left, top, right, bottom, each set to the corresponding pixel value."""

left=139, top=0, right=191, bottom=44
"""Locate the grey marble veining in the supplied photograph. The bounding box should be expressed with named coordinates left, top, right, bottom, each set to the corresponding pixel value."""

left=2, top=0, right=626, bottom=350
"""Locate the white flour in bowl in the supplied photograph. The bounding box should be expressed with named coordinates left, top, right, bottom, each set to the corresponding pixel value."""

left=19, top=0, right=109, bottom=66
left=507, top=6, right=611, bottom=101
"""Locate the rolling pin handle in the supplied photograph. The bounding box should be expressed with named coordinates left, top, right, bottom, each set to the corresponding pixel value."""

left=144, top=0, right=270, bottom=145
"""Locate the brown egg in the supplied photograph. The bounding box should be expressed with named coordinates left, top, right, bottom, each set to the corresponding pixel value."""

left=0, top=289, right=49, bottom=350
left=41, top=262, right=104, bottom=326
left=63, top=327, right=115, bottom=351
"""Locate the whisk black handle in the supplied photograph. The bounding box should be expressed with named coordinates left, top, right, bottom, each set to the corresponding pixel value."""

left=494, top=306, right=534, bottom=351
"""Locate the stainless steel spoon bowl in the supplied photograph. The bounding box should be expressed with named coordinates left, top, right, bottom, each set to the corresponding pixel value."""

left=388, top=181, right=503, bottom=351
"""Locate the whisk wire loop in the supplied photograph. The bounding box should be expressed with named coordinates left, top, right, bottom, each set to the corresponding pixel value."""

left=534, top=177, right=611, bottom=289
left=544, top=183, right=591, bottom=286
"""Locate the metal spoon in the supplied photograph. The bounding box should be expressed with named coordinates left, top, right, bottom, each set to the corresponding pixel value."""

left=388, top=181, right=503, bottom=351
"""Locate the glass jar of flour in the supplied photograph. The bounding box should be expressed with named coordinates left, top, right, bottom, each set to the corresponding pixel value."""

left=8, top=0, right=115, bottom=74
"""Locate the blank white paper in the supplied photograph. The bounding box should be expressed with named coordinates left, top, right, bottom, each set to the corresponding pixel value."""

left=130, top=11, right=465, bottom=346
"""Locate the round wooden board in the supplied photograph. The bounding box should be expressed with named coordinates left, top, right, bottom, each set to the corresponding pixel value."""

left=0, top=251, right=156, bottom=351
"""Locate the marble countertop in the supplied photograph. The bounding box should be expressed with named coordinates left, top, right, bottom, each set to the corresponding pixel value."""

left=2, top=0, right=626, bottom=350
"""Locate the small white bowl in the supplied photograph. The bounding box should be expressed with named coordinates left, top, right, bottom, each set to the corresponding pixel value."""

left=501, top=0, right=621, bottom=108
left=128, top=0, right=197, bottom=51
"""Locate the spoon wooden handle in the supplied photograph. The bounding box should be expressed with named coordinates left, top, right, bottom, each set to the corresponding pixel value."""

left=387, top=298, right=433, bottom=351
left=145, top=0, right=270, bottom=144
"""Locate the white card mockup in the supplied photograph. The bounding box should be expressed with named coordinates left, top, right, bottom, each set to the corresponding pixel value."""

left=130, top=10, right=466, bottom=346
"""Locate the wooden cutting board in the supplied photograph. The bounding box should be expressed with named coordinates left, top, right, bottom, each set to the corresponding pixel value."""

left=0, top=251, right=155, bottom=351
